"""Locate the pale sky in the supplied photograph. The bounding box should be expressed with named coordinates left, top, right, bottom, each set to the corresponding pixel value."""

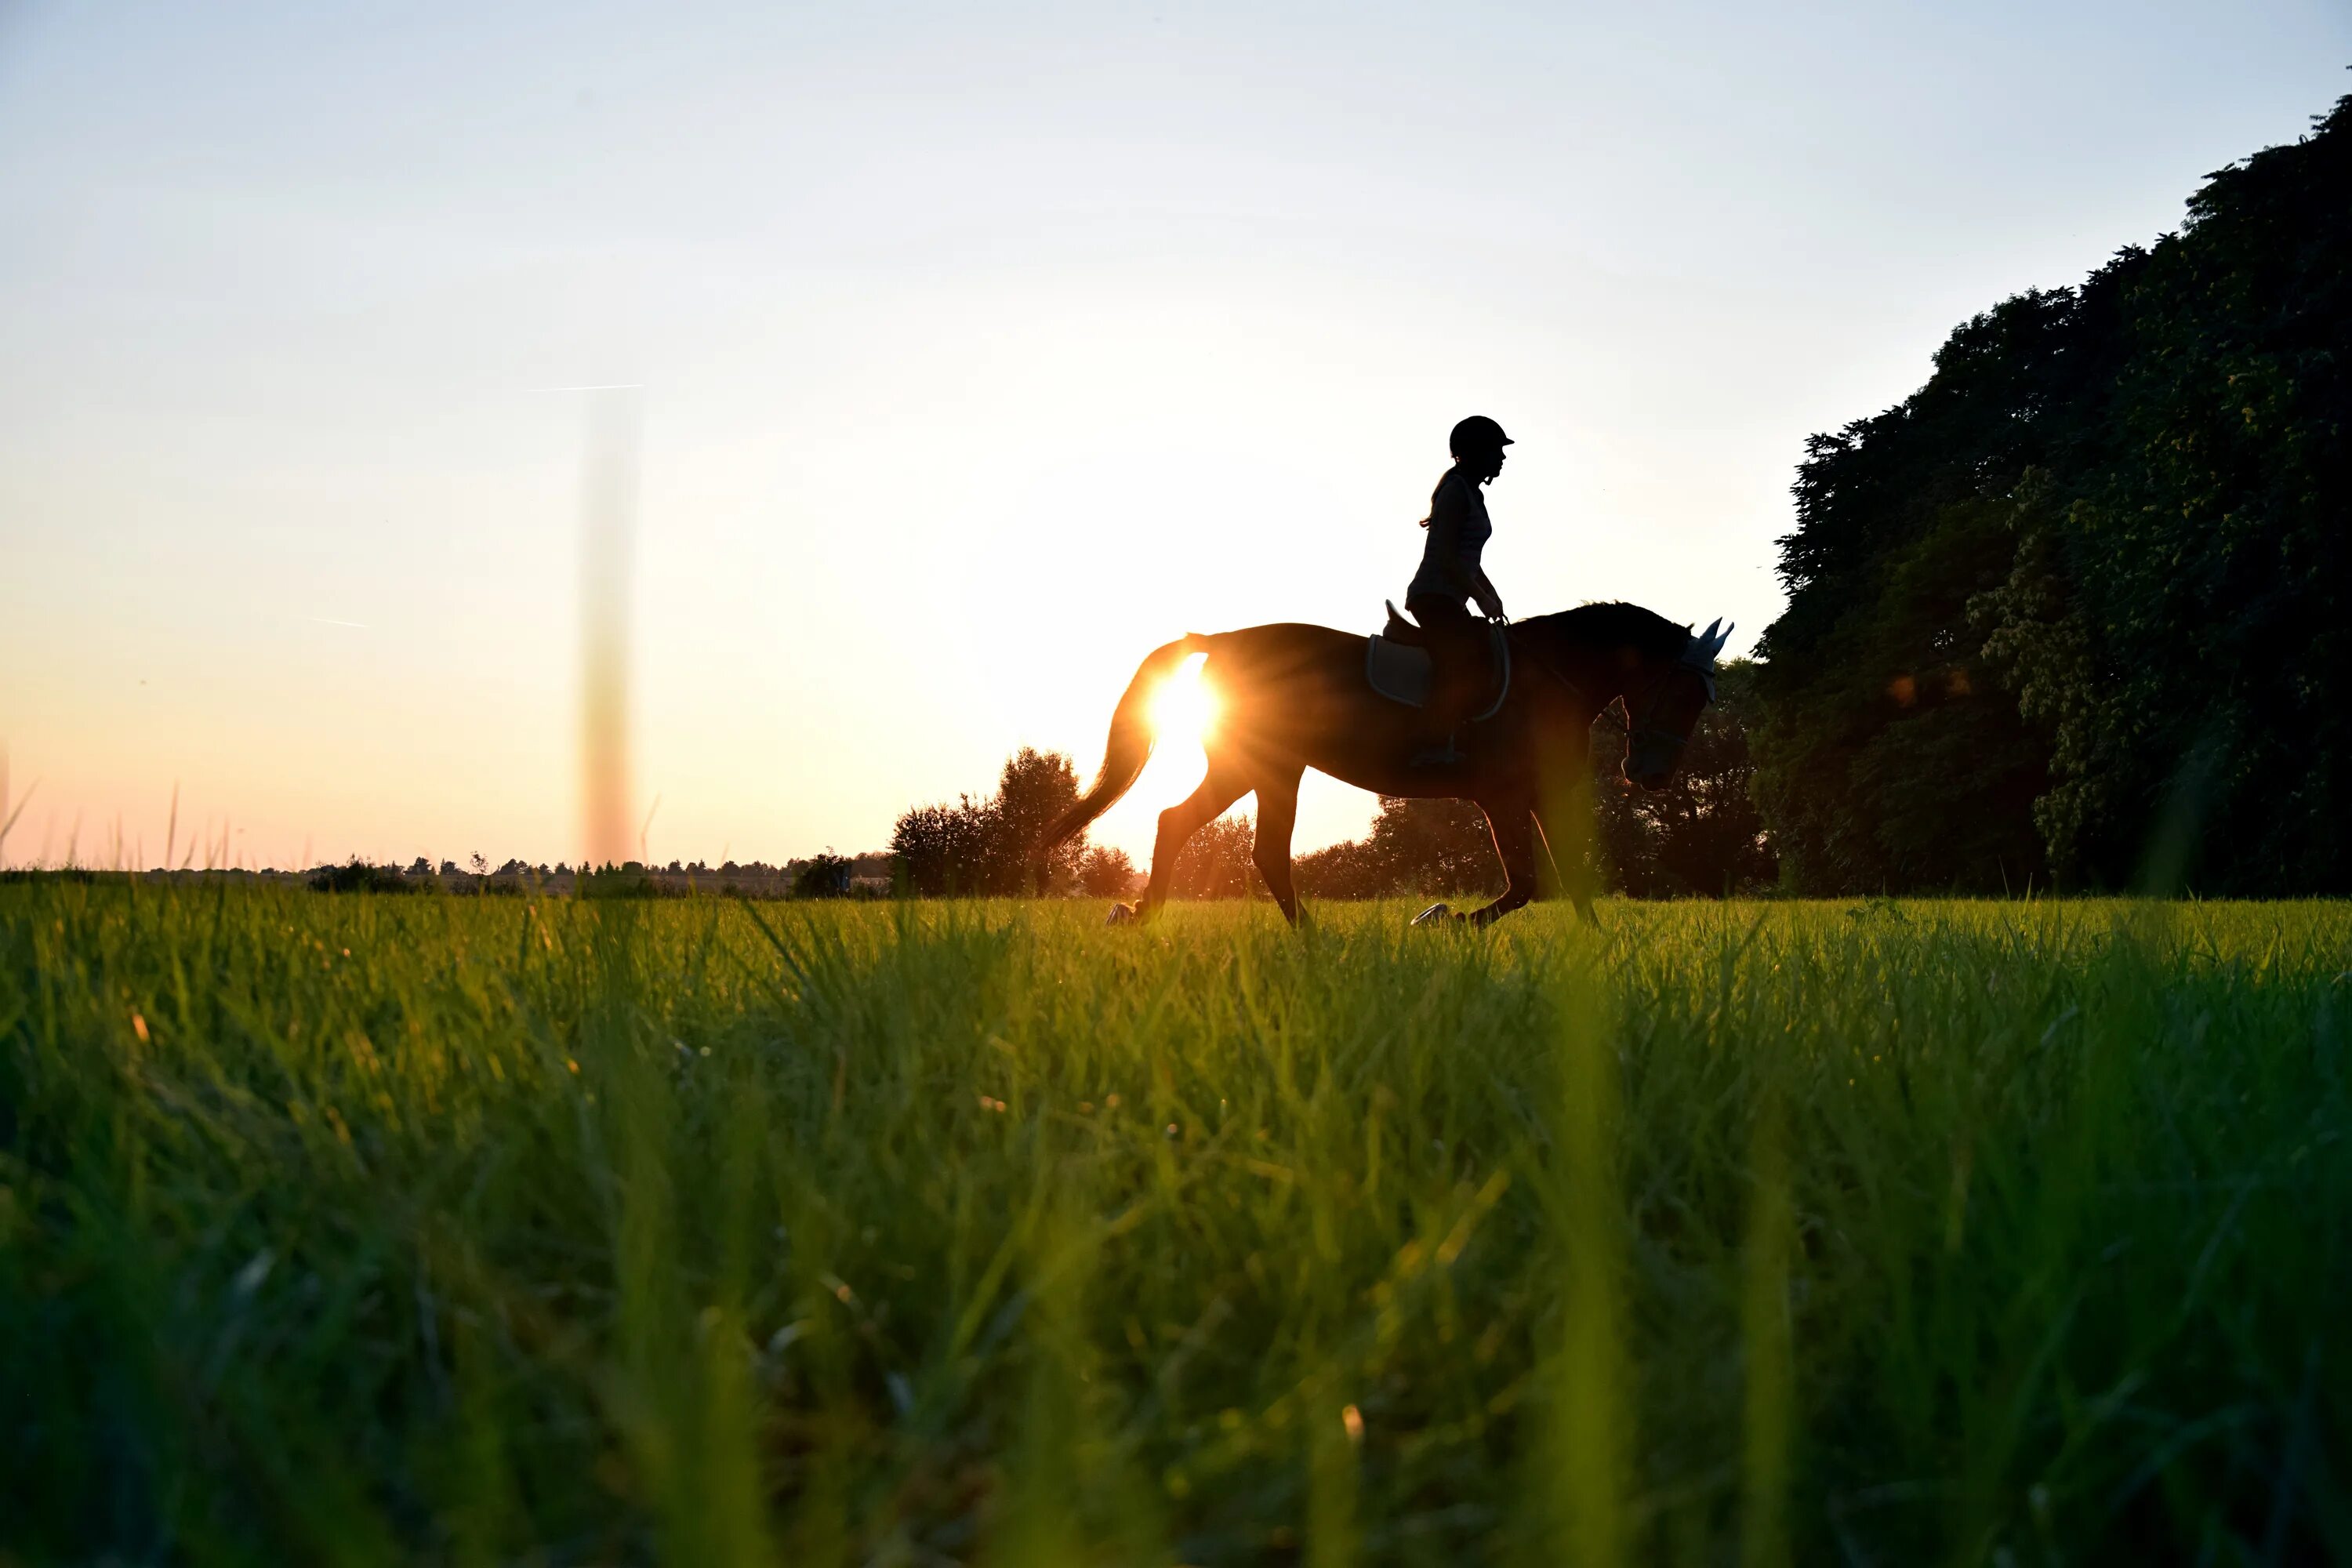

left=3, top=2, right=2346, bottom=870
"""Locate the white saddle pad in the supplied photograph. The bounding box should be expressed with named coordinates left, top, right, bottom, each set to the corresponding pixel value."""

left=1364, top=625, right=1511, bottom=717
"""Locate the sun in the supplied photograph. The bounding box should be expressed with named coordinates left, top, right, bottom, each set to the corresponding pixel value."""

left=1149, top=652, right=1218, bottom=746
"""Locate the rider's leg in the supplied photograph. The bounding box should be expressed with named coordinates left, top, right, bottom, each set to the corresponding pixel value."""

left=1406, top=594, right=1479, bottom=762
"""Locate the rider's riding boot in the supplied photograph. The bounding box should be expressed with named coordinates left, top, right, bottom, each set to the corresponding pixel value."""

left=1410, top=684, right=1468, bottom=766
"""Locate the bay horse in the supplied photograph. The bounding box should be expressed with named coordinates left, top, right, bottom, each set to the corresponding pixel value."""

left=1036, top=602, right=1732, bottom=927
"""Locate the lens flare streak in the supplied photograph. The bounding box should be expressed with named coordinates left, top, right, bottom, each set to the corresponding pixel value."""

left=1148, top=653, right=1216, bottom=747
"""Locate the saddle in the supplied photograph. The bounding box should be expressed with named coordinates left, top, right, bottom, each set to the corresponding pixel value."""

left=1366, top=601, right=1512, bottom=717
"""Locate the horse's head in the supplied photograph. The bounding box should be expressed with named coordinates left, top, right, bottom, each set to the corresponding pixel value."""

left=1516, top=604, right=1733, bottom=789
left=1621, top=617, right=1732, bottom=790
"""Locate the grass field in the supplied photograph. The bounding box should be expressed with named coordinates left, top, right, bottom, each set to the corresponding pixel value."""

left=4, top=884, right=2347, bottom=1565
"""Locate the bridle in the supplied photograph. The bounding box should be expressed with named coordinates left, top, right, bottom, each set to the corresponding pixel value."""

left=1624, top=654, right=1716, bottom=760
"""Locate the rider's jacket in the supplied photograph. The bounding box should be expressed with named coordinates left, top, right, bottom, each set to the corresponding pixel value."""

left=1406, top=466, right=1494, bottom=611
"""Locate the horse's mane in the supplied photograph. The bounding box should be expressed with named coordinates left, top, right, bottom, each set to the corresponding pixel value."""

left=1523, top=601, right=1690, bottom=659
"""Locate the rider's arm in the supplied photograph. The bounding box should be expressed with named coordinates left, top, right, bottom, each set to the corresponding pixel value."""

left=1472, top=569, right=1504, bottom=621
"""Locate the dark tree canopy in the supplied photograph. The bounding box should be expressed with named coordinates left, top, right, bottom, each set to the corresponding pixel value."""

left=790, top=852, right=854, bottom=898
left=1075, top=844, right=1138, bottom=898
left=1754, top=96, right=2352, bottom=894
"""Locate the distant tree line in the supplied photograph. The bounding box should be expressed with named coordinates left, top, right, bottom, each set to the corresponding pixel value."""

left=295, top=855, right=897, bottom=899
left=1751, top=96, right=2350, bottom=895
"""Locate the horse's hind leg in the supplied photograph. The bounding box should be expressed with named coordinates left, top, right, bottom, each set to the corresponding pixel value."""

left=1137, top=760, right=1248, bottom=920
left=1250, top=767, right=1304, bottom=925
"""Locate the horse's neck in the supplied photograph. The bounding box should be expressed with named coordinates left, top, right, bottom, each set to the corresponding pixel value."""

left=1533, top=632, right=1627, bottom=713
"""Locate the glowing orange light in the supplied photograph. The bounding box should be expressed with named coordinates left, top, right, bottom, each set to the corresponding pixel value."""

left=1149, top=653, right=1218, bottom=746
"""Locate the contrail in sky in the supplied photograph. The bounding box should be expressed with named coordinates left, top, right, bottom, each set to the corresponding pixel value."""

left=303, top=616, right=370, bottom=629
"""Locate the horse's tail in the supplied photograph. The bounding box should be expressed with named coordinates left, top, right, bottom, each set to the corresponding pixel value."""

left=1035, top=633, right=1210, bottom=861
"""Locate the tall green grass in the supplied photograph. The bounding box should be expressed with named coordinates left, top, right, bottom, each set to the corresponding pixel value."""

left=3, top=885, right=2346, bottom=1563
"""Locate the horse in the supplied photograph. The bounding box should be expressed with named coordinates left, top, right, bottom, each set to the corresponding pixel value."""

left=1035, top=601, right=1732, bottom=927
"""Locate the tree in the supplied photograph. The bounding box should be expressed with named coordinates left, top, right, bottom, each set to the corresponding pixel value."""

left=888, top=797, right=1000, bottom=895
left=311, top=857, right=414, bottom=895
left=1291, top=798, right=1501, bottom=900
left=1976, top=107, right=2352, bottom=891
left=1752, top=95, right=2352, bottom=894
left=889, top=747, right=1087, bottom=895
left=1165, top=814, right=1257, bottom=898
left=992, top=747, right=1084, bottom=892
left=1076, top=844, right=1138, bottom=898
left=1363, top=797, right=1501, bottom=896
left=1751, top=293, right=2071, bottom=894
left=1294, top=835, right=1387, bottom=899
left=792, top=851, right=854, bottom=898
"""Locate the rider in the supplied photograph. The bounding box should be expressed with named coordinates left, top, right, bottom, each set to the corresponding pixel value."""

left=1405, top=415, right=1511, bottom=766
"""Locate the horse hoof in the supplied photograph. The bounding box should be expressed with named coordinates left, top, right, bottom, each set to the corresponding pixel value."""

left=1410, top=902, right=1455, bottom=927
left=1105, top=902, right=1138, bottom=927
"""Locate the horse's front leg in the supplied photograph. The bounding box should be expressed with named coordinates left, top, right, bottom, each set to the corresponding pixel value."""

left=1464, top=797, right=1540, bottom=927
left=1534, top=776, right=1602, bottom=929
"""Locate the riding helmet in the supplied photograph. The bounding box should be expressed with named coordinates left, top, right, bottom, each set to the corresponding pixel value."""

left=1448, top=415, right=1513, bottom=457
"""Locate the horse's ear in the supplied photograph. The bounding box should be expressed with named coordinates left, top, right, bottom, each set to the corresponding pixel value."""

left=1711, top=621, right=1735, bottom=658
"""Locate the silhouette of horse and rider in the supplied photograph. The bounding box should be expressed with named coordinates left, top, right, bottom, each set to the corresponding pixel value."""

left=1036, top=416, right=1731, bottom=928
